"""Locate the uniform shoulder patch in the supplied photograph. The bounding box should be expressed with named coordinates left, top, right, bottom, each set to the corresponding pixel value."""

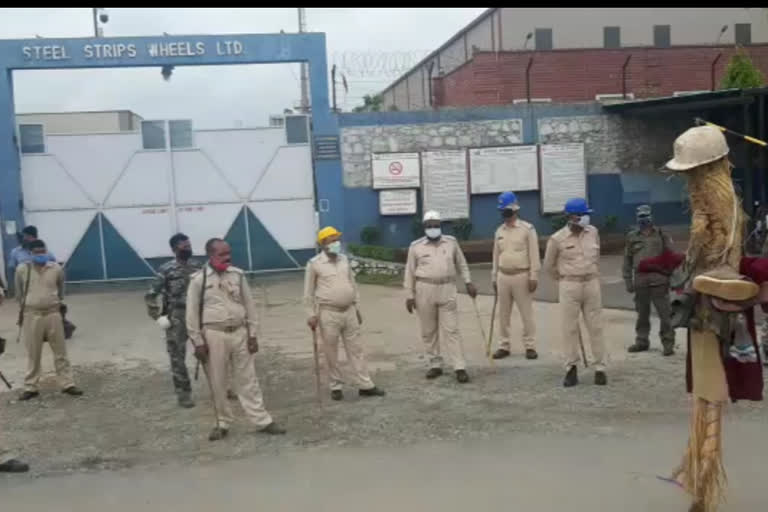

left=410, top=237, right=426, bottom=246
left=443, top=234, right=458, bottom=242
left=518, top=220, right=534, bottom=230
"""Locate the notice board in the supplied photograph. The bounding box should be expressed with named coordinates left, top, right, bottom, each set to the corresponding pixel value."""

left=372, top=152, right=421, bottom=189
left=540, top=143, right=587, bottom=214
left=469, top=145, right=539, bottom=194
left=379, top=189, right=418, bottom=216
left=421, top=150, right=470, bottom=220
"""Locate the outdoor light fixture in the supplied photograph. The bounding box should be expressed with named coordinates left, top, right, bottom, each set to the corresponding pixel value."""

left=524, top=32, right=533, bottom=49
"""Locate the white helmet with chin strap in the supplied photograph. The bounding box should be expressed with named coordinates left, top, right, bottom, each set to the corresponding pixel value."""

left=423, top=210, right=441, bottom=223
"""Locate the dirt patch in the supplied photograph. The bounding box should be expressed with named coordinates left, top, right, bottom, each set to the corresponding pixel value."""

left=2, top=346, right=764, bottom=478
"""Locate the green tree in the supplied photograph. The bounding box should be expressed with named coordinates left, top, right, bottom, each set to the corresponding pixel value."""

left=352, top=94, right=384, bottom=112
left=720, top=50, right=765, bottom=89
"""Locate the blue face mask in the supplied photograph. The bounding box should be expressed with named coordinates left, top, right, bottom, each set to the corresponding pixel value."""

left=32, top=254, right=49, bottom=265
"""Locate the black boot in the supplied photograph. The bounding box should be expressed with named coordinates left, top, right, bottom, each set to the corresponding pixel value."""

left=455, top=369, right=470, bottom=384
left=525, top=349, right=538, bottom=360
left=331, top=390, right=344, bottom=401
left=594, top=371, right=607, bottom=386
left=178, top=392, right=195, bottom=408
left=227, top=389, right=238, bottom=401
left=62, top=386, right=84, bottom=396
left=662, top=344, right=675, bottom=356
left=19, top=391, right=39, bottom=401
left=492, top=348, right=511, bottom=360
left=563, top=366, right=578, bottom=387
left=0, top=459, right=29, bottom=473
left=359, top=387, right=386, bottom=397
left=208, top=427, right=229, bottom=442
left=425, top=368, right=443, bottom=380
left=627, top=341, right=650, bottom=353
left=259, top=422, right=287, bottom=435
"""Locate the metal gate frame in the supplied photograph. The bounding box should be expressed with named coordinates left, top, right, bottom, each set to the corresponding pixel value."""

left=0, top=33, right=345, bottom=283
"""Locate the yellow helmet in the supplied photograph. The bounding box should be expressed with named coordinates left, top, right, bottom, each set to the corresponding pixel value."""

left=317, top=226, right=342, bottom=244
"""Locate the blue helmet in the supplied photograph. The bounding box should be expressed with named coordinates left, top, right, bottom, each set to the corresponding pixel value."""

left=564, top=197, right=593, bottom=215
left=497, top=191, right=519, bottom=211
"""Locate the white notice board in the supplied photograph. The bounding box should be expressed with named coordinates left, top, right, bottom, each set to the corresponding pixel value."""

left=372, top=152, right=421, bottom=189
left=422, top=150, right=470, bottom=220
left=540, top=143, right=587, bottom=214
left=469, top=145, right=539, bottom=194
left=379, top=189, right=418, bottom=216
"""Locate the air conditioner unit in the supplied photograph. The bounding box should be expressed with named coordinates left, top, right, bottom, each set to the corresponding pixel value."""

left=673, top=90, right=710, bottom=97
left=595, top=93, right=634, bottom=101
left=512, top=98, right=552, bottom=104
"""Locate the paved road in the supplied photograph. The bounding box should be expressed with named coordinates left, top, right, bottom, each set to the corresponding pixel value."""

left=2, top=421, right=766, bottom=512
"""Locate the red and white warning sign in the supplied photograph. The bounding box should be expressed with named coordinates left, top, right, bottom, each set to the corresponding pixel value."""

left=372, top=152, right=420, bottom=189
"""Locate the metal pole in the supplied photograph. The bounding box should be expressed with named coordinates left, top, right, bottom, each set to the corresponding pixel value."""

left=298, top=8, right=310, bottom=114
left=331, top=64, right=337, bottom=113
left=525, top=56, right=534, bottom=103
left=711, top=53, right=722, bottom=91
left=622, top=54, right=632, bottom=99
left=92, top=8, right=98, bottom=38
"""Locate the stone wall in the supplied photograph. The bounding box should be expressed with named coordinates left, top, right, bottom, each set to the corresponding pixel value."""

left=349, top=255, right=404, bottom=278
left=340, top=119, right=523, bottom=187
left=537, top=114, right=691, bottom=175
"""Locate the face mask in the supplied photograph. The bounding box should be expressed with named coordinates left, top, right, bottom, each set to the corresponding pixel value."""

left=638, top=217, right=652, bottom=228
left=425, top=228, right=442, bottom=240
left=32, top=254, right=48, bottom=265
left=577, top=215, right=590, bottom=228
left=210, top=258, right=230, bottom=272
left=502, top=210, right=516, bottom=219
left=177, top=248, right=192, bottom=261
left=325, top=241, right=342, bottom=255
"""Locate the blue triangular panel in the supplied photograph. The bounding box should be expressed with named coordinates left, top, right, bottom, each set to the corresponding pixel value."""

left=101, top=214, right=153, bottom=279
left=224, top=207, right=250, bottom=270
left=64, top=214, right=104, bottom=281
left=246, top=208, right=297, bottom=270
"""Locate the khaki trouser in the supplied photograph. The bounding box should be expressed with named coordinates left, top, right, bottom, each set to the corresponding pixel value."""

left=23, top=310, right=75, bottom=392
left=204, top=325, right=272, bottom=430
left=496, top=272, right=536, bottom=351
left=414, top=281, right=467, bottom=371
left=319, top=307, right=376, bottom=391
left=559, top=279, right=606, bottom=371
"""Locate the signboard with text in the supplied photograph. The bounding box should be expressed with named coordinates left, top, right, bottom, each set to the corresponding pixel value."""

left=540, top=143, right=587, bottom=214
left=379, top=189, right=418, bottom=216
left=422, top=150, right=470, bottom=220
left=372, top=152, right=420, bottom=189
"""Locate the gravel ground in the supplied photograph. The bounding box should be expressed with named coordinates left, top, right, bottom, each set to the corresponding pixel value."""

left=0, top=271, right=765, bottom=480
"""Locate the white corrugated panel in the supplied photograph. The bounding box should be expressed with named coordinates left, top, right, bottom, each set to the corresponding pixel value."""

left=171, top=150, right=239, bottom=204
left=105, top=151, right=171, bottom=207
left=248, top=199, right=315, bottom=250
left=25, top=210, right=97, bottom=263
left=250, top=145, right=313, bottom=201
left=103, top=207, right=174, bottom=259
left=21, top=155, right=96, bottom=210
left=177, top=203, right=243, bottom=256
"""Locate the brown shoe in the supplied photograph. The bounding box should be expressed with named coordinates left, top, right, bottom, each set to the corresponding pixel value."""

left=62, top=386, right=84, bottom=397
left=0, top=459, right=29, bottom=473
left=425, top=368, right=443, bottom=380
left=208, top=427, right=229, bottom=442
left=492, top=349, right=511, bottom=360
left=19, top=391, right=39, bottom=401
left=525, top=349, right=538, bottom=360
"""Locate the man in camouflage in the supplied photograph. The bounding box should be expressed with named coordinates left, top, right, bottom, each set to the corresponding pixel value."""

left=622, top=204, right=675, bottom=356
left=145, top=233, right=202, bottom=408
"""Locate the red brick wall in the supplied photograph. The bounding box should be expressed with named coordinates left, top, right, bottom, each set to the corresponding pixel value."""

left=432, top=45, right=768, bottom=107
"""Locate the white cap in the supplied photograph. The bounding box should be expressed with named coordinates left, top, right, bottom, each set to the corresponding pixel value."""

left=423, top=210, right=441, bottom=222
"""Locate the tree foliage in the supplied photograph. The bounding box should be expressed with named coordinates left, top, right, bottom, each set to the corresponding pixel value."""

left=720, top=50, right=765, bottom=90
left=352, top=94, right=384, bottom=112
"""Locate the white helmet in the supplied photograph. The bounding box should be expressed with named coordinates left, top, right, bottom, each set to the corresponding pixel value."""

left=665, top=125, right=729, bottom=171
left=423, top=210, right=441, bottom=222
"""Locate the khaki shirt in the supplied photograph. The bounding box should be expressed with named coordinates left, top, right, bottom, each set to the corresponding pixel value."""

left=491, top=220, right=541, bottom=282
left=303, top=252, right=359, bottom=317
left=543, top=225, right=600, bottom=279
left=14, top=262, right=63, bottom=311
left=403, top=235, right=472, bottom=300
left=622, top=226, right=672, bottom=287
left=185, top=265, right=258, bottom=347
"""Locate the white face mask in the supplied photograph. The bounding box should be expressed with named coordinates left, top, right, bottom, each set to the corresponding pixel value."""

left=577, top=214, right=590, bottom=227
left=425, top=228, right=442, bottom=240
left=325, top=241, right=342, bottom=255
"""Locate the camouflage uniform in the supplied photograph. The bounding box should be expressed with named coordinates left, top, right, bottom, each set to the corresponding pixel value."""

left=622, top=217, right=675, bottom=351
left=145, top=259, right=203, bottom=397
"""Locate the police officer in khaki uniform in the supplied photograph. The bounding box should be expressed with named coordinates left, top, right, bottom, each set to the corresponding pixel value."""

left=186, top=238, right=285, bottom=441
left=0, top=286, right=29, bottom=473
left=491, top=191, right=541, bottom=360
left=623, top=204, right=676, bottom=356
left=404, top=210, right=477, bottom=383
left=15, top=239, right=83, bottom=401
left=304, top=226, right=386, bottom=401
left=543, top=198, right=607, bottom=387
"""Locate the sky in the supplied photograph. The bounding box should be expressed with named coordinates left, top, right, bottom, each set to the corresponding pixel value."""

left=1, top=8, right=487, bottom=129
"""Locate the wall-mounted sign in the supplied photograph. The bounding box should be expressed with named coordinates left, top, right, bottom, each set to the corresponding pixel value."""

left=314, top=136, right=341, bottom=160
left=540, top=143, right=587, bottom=214
left=379, top=189, right=417, bottom=216
left=469, top=145, right=539, bottom=194
left=422, top=150, right=470, bottom=220
left=372, top=152, right=420, bottom=189
left=20, top=39, right=245, bottom=62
